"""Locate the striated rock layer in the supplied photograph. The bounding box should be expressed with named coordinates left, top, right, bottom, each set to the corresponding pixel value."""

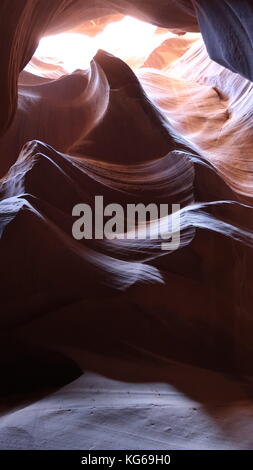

left=1, top=1, right=253, bottom=393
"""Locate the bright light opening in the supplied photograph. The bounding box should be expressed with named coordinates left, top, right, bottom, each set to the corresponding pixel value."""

left=30, top=33, right=97, bottom=74
left=95, top=16, right=157, bottom=59
left=25, top=16, right=179, bottom=78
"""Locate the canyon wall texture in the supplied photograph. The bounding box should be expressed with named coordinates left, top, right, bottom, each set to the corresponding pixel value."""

left=1, top=1, right=253, bottom=393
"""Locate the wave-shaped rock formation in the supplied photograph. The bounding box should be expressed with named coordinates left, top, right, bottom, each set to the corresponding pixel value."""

left=1, top=0, right=253, bottom=393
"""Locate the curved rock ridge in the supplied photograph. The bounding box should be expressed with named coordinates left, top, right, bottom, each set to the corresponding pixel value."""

left=1, top=3, right=253, bottom=387
left=0, top=0, right=198, bottom=136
